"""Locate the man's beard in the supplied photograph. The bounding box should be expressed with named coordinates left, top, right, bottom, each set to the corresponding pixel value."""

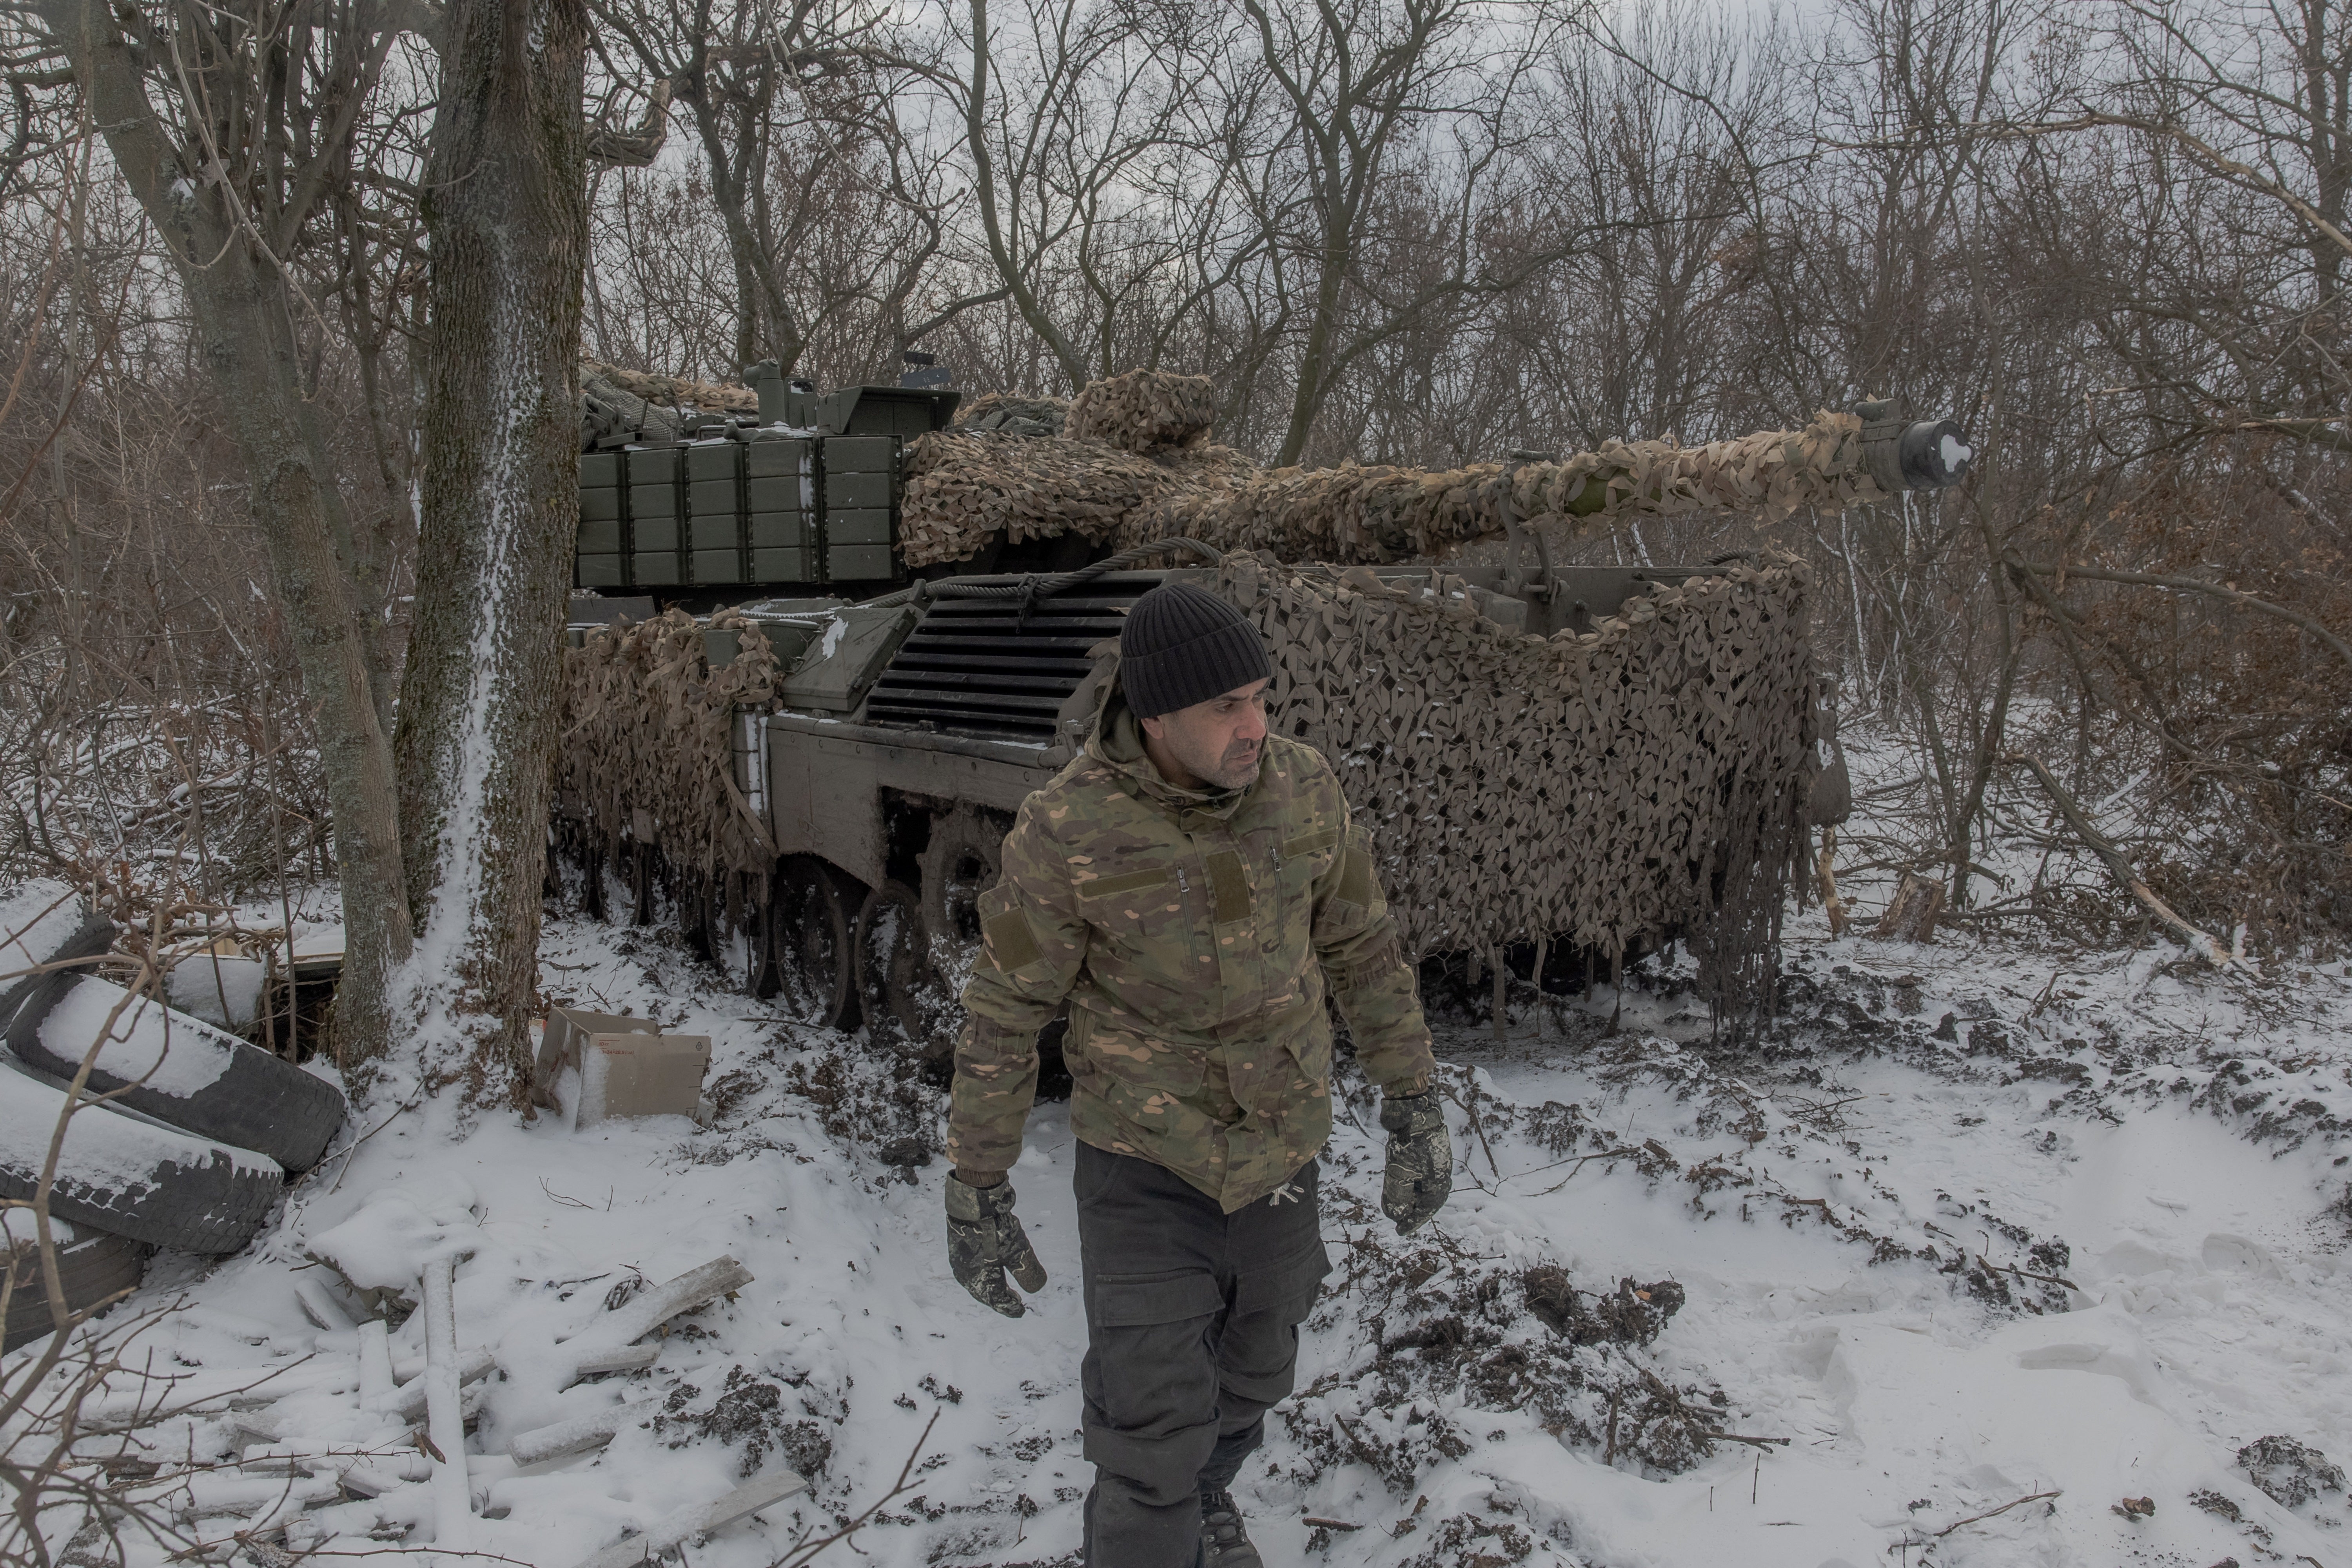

left=1204, top=738, right=1261, bottom=788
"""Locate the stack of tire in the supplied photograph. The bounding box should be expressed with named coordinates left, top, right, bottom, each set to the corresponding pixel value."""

left=1, top=915, right=347, bottom=1352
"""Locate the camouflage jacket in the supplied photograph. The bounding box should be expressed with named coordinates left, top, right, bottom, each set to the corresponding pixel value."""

left=947, top=697, right=1435, bottom=1212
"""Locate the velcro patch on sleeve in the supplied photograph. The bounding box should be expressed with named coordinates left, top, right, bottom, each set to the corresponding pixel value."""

left=983, top=909, right=1044, bottom=971
left=1337, top=845, right=1377, bottom=907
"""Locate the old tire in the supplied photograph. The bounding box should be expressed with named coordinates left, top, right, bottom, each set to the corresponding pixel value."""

left=853, top=882, right=956, bottom=1066
left=0, top=916, right=113, bottom=1042
left=770, top=856, right=861, bottom=1031
left=4, top=1225, right=148, bottom=1353
left=918, top=807, right=1012, bottom=991
left=0, top=1064, right=283, bottom=1255
left=11, top=975, right=347, bottom=1174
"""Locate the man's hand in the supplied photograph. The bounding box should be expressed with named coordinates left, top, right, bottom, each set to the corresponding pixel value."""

left=1378, top=1093, right=1452, bottom=1234
left=945, top=1170, right=1049, bottom=1316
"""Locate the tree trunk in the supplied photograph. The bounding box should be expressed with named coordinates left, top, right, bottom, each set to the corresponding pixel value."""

left=36, top=0, right=415, bottom=1073
left=394, top=0, right=590, bottom=1103
left=1869, top=871, right=1946, bottom=944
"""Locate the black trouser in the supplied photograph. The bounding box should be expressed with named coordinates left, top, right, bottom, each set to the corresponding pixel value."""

left=1075, top=1142, right=1330, bottom=1568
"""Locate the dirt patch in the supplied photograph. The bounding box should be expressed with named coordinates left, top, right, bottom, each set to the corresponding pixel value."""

left=655, top=1364, right=836, bottom=1479
left=2238, top=1435, right=2346, bottom=1509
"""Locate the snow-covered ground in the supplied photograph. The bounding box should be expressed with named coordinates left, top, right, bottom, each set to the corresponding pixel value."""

left=11, top=748, right=2352, bottom=1567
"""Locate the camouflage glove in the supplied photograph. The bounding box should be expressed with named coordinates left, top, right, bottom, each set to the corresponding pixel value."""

left=944, top=1173, right=1048, bottom=1317
left=1378, top=1093, right=1452, bottom=1234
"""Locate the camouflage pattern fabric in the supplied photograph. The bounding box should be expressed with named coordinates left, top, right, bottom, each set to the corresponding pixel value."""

left=943, top=1173, right=1049, bottom=1318
left=895, top=393, right=1897, bottom=569
left=949, top=705, right=1437, bottom=1213
left=1377, top=1093, right=1452, bottom=1233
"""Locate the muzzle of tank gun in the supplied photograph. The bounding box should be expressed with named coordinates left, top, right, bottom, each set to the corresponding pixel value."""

left=1855, top=398, right=1972, bottom=493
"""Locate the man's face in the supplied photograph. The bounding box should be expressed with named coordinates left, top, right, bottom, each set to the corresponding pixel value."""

left=1139, top=679, right=1271, bottom=791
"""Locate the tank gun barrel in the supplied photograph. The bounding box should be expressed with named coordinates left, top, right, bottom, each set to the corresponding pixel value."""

left=1131, top=403, right=1975, bottom=566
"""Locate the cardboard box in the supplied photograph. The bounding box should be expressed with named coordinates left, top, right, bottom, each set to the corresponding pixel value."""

left=534, top=1007, right=708, bottom=1125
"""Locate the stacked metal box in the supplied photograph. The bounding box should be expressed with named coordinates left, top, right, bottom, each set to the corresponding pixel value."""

left=573, top=430, right=902, bottom=593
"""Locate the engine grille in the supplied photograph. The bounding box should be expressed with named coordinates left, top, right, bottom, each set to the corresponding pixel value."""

left=862, top=572, right=1164, bottom=744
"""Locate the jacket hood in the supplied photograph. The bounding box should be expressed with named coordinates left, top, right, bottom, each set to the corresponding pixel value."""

left=1085, top=686, right=1249, bottom=815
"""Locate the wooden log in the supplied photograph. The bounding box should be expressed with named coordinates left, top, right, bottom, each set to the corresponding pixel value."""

left=549, top=1255, right=751, bottom=1389
left=421, top=1256, right=474, bottom=1551
left=1817, top=827, right=1851, bottom=938
left=510, top=1397, right=661, bottom=1466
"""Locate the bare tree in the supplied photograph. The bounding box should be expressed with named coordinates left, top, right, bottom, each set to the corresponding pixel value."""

left=388, top=0, right=590, bottom=1102
left=21, top=0, right=429, bottom=1067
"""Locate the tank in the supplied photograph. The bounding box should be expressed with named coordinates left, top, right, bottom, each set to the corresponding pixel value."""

left=555, top=368, right=1970, bottom=1059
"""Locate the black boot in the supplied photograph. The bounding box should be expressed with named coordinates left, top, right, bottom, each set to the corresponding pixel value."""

left=1200, top=1488, right=1263, bottom=1567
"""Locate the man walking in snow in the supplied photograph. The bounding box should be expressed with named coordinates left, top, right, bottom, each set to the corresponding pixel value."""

left=940, top=581, right=1451, bottom=1568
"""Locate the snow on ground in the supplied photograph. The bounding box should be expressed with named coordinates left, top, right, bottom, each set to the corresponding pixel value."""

left=12, top=741, right=2352, bottom=1567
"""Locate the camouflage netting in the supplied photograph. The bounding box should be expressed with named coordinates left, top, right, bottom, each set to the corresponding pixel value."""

left=553, top=559, right=1817, bottom=1009
left=953, top=392, right=1069, bottom=436
left=898, top=432, right=1164, bottom=565
left=1136, top=411, right=1892, bottom=560
left=897, top=399, right=1895, bottom=570
left=1220, top=550, right=1819, bottom=1011
left=1064, top=368, right=1216, bottom=451
left=580, top=358, right=757, bottom=449
left=556, top=609, right=784, bottom=935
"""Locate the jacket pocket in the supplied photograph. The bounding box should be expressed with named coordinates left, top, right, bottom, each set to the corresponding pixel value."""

left=1092, top=1268, right=1225, bottom=1327
left=1074, top=855, right=1207, bottom=1003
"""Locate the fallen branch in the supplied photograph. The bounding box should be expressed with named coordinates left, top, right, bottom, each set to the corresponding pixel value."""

left=2004, top=753, right=2239, bottom=968
left=1930, top=1488, right=2063, bottom=1539
left=1977, top=1254, right=2080, bottom=1292
left=1303, top=1516, right=1363, bottom=1532
left=510, top=1397, right=661, bottom=1466
left=551, top=1255, right=751, bottom=1388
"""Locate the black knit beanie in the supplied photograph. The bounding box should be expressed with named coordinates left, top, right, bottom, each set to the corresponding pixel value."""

left=1117, top=583, right=1272, bottom=719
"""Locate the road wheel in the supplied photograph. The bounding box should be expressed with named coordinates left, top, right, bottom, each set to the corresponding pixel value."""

left=769, top=857, right=860, bottom=1031
left=853, top=882, right=956, bottom=1066
left=918, top=806, right=1013, bottom=991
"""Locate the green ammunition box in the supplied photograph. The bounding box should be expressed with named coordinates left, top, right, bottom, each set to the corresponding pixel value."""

left=746, top=438, right=806, bottom=477
left=827, top=508, right=892, bottom=546
left=576, top=554, right=624, bottom=588
left=689, top=515, right=742, bottom=552
left=580, top=452, right=622, bottom=486
left=826, top=436, right=894, bottom=472
left=632, top=554, right=681, bottom=586
left=578, top=518, right=621, bottom=554
left=748, top=513, right=810, bottom=550
left=691, top=550, right=744, bottom=584
left=632, top=516, right=680, bottom=552
left=827, top=471, right=892, bottom=509
left=746, top=475, right=800, bottom=512
left=690, top=479, right=739, bottom=516
left=686, top=443, right=739, bottom=480
left=629, top=483, right=679, bottom=517
left=827, top=544, right=895, bottom=579
left=626, top=448, right=677, bottom=481
left=581, top=488, right=622, bottom=522
left=751, top=547, right=809, bottom=581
